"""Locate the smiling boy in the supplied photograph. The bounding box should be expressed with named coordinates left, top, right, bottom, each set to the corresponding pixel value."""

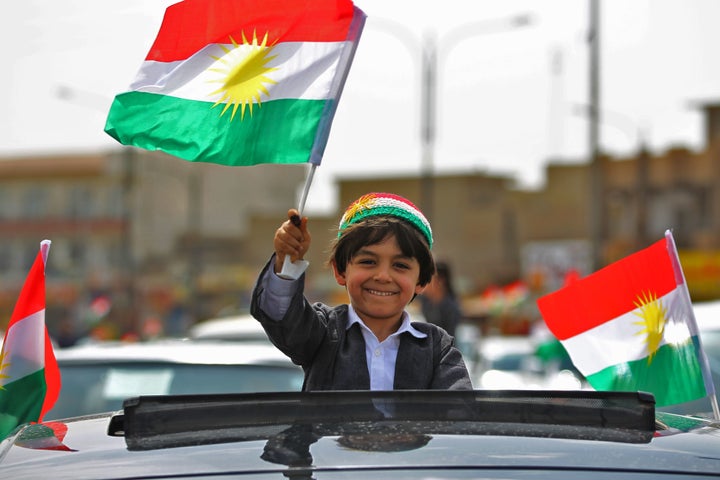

left=251, top=192, right=472, bottom=390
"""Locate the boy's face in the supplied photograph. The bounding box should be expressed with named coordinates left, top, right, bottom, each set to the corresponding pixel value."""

left=332, top=235, right=425, bottom=325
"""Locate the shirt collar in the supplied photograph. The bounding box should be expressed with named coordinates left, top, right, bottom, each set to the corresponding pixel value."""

left=346, top=305, right=427, bottom=339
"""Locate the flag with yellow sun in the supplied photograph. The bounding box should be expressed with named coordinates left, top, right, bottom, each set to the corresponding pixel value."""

left=0, top=240, right=60, bottom=440
left=537, top=230, right=715, bottom=408
left=105, top=0, right=365, bottom=167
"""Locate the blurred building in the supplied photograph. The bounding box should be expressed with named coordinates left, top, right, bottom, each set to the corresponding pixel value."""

left=3, top=102, right=720, bottom=337
left=324, top=102, right=720, bottom=308
left=0, top=150, right=308, bottom=337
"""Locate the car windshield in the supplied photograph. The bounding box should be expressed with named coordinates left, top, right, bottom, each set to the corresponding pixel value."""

left=46, top=362, right=304, bottom=420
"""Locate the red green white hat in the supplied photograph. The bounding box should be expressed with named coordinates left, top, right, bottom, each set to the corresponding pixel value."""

left=338, top=193, right=433, bottom=248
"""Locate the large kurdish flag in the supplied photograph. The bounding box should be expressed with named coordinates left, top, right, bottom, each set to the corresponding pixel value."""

left=0, top=240, right=60, bottom=440
left=105, top=0, right=366, bottom=166
left=537, top=231, right=713, bottom=407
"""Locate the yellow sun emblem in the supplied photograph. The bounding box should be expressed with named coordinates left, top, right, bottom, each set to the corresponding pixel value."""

left=343, top=193, right=377, bottom=223
left=208, top=31, right=278, bottom=121
left=633, top=290, right=666, bottom=364
left=0, top=349, right=10, bottom=390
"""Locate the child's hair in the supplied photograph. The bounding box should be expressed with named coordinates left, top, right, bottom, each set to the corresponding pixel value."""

left=328, top=193, right=435, bottom=286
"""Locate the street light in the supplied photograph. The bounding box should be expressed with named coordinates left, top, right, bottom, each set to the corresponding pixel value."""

left=371, top=14, right=534, bottom=220
left=571, top=103, right=643, bottom=152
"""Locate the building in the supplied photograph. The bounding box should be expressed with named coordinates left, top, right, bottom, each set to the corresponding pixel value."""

left=0, top=150, right=307, bottom=337
left=3, top=102, right=720, bottom=337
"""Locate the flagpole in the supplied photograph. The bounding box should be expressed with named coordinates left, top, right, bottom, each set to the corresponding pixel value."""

left=278, top=164, right=316, bottom=279
left=296, top=163, right=317, bottom=217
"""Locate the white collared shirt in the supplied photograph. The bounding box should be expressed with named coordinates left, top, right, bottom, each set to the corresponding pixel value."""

left=346, top=305, right=427, bottom=390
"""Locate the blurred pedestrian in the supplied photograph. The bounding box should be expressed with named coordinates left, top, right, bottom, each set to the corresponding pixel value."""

left=420, top=261, right=462, bottom=337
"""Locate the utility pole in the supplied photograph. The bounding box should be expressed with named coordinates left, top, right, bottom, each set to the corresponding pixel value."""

left=588, top=0, right=602, bottom=271
left=420, top=31, right=438, bottom=222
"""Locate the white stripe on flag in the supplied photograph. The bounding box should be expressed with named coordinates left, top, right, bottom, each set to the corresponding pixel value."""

left=130, top=41, right=349, bottom=102
left=1, top=310, right=45, bottom=386
left=560, top=286, right=696, bottom=376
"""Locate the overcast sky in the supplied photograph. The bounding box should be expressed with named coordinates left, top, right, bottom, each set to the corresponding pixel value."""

left=2, top=0, right=719, bottom=213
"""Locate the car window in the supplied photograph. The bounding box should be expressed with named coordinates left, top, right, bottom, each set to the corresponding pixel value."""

left=488, top=352, right=527, bottom=371
left=47, top=363, right=304, bottom=420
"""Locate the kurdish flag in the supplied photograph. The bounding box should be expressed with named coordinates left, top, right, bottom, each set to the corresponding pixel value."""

left=0, top=240, right=61, bottom=440
left=105, top=0, right=365, bottom=166
left=537, top=231, right=715, bottom=407
left=14, top=421, right=75, bottom=451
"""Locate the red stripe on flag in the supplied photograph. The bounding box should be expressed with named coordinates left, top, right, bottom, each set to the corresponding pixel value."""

left=537, top=238, right=677, bottom=340
left=147, top=0, right=357, bottom=63
left=39, top=330, right=61, bottom=422
left=7, top=248, right=45, bottom=327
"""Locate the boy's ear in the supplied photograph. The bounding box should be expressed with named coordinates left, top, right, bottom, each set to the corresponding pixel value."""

left=331, top=260, right=346, bottom=286
left=415, top=283, right=427, bottom=295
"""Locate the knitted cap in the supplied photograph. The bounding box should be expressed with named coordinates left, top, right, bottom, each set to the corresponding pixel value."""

left=338, top=193, right=433, bottom=248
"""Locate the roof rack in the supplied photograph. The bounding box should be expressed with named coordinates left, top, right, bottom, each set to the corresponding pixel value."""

left=109, top=389, right=656, bottom=450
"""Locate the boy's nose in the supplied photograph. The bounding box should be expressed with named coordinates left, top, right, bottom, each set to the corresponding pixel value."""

left=373, top=267, right=392, bottom=282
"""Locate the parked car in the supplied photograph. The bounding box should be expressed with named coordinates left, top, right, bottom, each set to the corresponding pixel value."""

left=188, top=313, right=270, bottom=342
left=474, top=335, right=585, bottom=390
left=3, top=389, right=720, bottom=479
left=46, top=339, right=304, bottom=420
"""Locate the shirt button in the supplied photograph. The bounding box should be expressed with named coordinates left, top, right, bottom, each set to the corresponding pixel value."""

left=374, top=349, right=381, bottom=357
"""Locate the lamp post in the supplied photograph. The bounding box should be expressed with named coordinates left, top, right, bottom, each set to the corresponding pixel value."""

left=371, top=14, right=533, bottom=221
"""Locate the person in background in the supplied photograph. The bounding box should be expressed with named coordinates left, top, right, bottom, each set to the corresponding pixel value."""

left=251, top=192, right=472, bottom=391
left=420, top=261, right=462, bottom=337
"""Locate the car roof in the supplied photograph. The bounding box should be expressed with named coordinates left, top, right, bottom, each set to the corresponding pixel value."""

left=3, top=390, right=720, bottom=479
left=55, top=339, right=292, bottom=366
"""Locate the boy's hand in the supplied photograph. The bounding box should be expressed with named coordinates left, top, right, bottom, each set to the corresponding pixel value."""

left=274, top=209, right=311, bottom=273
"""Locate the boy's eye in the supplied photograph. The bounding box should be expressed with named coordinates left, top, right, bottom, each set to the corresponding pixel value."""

left=355, top=258, right=375, bottom=265
left=394, top=261, right=411, bottom=270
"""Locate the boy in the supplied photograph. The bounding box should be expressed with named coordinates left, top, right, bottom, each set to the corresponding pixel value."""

left=251, top=192, right=472, bottom=390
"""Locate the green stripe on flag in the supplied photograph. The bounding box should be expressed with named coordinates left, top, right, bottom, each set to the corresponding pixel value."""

left=0, top=369, right=47, bottom=439
left=586, top=339, right=706, bottom=407
left=105, top=91, right=328, bottom=166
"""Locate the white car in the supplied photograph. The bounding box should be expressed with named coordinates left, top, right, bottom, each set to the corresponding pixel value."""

left=47, top=339, right=304, bottom=420
left=188, top=314, right=270, bottom=342
left=475, top=335, right=584, bottom=390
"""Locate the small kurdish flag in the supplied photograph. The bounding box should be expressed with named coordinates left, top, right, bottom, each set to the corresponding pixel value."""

left=105, top=0, right=366, bottom=166
left=0, top=240, right=61, bottom=440
left=15, top=422, right=75, bottom=452
left=537, top=230, right=715, bottom=408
